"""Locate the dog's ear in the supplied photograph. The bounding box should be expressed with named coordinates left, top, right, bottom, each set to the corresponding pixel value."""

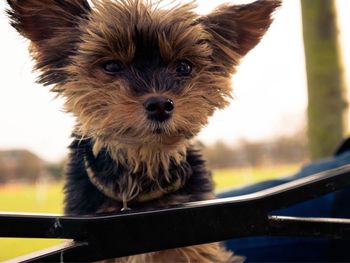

left=7, top=0, right=91, bottom=86
left=200, top=0, right=281, bottom=67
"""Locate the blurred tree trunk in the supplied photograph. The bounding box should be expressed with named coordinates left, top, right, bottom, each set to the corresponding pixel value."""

left=301, top=0, right=347, bottom=160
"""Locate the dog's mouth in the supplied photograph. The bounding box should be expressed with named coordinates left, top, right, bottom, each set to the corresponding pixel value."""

left=151, top=124, right=170, bottom=135
left=100, top=125, right=183, bottom=143
left=153, top=127, right=163, bottom=134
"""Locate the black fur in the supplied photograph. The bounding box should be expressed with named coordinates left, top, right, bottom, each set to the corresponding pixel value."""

left=64, top=135, right=214, bottom=215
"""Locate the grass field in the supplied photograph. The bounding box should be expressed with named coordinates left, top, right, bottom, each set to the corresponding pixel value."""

left=0, top=164, right=299, bottom=261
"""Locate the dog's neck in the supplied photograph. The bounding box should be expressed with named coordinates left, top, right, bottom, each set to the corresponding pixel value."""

left=79, top=135, right=192, bottom=209
left=93, top=136, right=190, bottom=179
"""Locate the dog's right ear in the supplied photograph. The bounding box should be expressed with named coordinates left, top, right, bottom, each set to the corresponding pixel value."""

left=7, top=0, right=91, bottom=86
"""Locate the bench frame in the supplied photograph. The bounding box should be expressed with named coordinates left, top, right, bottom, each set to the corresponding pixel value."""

left=1, top=164, right=350, bottom=262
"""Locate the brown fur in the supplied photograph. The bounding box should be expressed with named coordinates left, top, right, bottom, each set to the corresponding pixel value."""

left=7, top=0, right=280, bottom=261
left=103, top=243, right=242, bottom=263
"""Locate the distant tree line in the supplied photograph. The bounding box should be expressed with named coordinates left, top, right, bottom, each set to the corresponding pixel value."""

left=0, top=150, right=65, bottom=184
left=201, top=132, right=308, bottom=170
left=0, top=132, right=307, bottom=184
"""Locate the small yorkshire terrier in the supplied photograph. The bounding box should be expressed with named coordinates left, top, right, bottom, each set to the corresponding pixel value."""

left=8, top=0, right=279, bottom=261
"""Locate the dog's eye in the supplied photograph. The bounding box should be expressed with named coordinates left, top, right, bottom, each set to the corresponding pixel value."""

left=102, top=60, right=123, bottom=75
left=176, top=60, right=192, bottom=76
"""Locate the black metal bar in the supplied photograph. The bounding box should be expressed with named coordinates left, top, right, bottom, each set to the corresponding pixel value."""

left=1, top=165, right=349, bottom=238
left=254, top=165, right=350, bottom=211
left=1, top=164, right=349, bottom=262
left=0, top=213, right=86, bottom=240
left=0, top=212, right=93, bottom=240
left=10, top=215, right=350, bottom=262
left=267, top=215, right=350, bottom=239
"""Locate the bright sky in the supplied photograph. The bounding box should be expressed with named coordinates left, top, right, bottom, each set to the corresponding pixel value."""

left=0, top=0, right=349, bottom=162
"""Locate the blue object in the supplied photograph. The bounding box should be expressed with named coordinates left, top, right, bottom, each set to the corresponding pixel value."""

left=219, top=147, right=350, bottom=262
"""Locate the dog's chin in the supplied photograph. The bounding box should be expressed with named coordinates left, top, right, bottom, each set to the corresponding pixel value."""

left=156, top=134, right=185, bottom=146
left=143, top=131, right=186, bottom=147
left=150, top=125, right=196, bottom=144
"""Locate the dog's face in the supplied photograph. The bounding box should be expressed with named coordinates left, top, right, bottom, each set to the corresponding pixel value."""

left=7, top=0, right=280, bottom=149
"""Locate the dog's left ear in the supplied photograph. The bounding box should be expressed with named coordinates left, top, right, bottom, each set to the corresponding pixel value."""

left=200, top=0, right=281, bottom=67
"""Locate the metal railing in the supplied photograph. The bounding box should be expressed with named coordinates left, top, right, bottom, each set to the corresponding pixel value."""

left=1, top=164, right=350, bottom=262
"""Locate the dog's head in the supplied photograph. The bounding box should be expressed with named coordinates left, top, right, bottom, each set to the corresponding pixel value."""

left=7, top=0, right=280, bottom=149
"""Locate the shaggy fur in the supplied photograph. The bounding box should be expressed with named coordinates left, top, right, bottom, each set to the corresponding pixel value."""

left=7, top=0, right=280, bottom=261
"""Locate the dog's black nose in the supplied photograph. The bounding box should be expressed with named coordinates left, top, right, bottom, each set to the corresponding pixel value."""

left=144, top=96, right=174, bottom=122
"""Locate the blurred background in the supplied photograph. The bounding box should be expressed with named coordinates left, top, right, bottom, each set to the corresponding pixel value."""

left=0, top=0, right=350, bottom=259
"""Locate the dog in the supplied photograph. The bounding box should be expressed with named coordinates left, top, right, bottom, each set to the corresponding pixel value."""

left=7, top=0, right=280, bottom=261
